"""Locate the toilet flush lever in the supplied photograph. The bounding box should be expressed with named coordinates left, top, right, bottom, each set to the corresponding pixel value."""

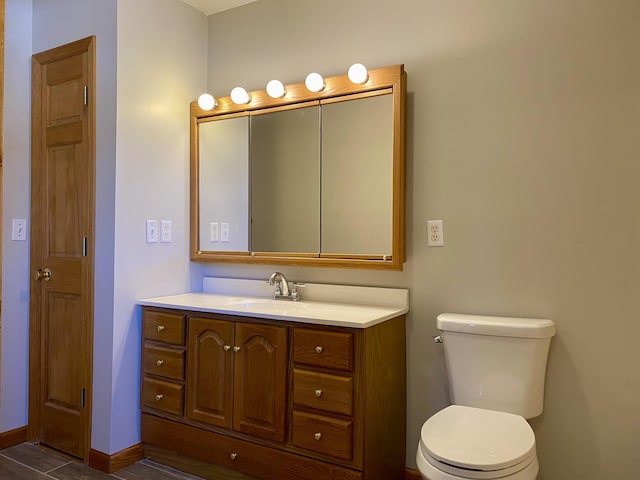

left=433, top=335, right=443, bottom=344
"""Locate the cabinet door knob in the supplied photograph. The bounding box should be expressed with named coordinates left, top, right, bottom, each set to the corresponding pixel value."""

left=223, top=345, right=231, bottom=351
left=229, top=452, right=238, bottom=461
left=315, top=346, right=323, bottom=353
left=314, top=432, right=322, bottom=441
left=315, top=389, right=323, bottom=398
left=233, top=346, right=240, bottom=352
left=155, top=394, right=164, bottom=401
left=157, top=325, right=165, bottom=332
left=156, top=359, right=164, bottom=367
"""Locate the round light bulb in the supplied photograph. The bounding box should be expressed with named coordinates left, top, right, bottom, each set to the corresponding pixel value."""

left=305, top=72, right=325, bottom=93
left=266, top=79, right=286, bottom=98
left=230, top=87, right=251, bottom=105
left=197, top=93, right=216, bottom=111
left=348, top=63, right=368, bottom=84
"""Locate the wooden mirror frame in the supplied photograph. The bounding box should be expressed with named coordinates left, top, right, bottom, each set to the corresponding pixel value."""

left=190, top=64, right=406, bottom=270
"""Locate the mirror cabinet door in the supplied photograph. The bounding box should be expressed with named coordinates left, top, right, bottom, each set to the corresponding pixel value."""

left=198, top=116, right=249, bottom=251
left=321, top=93, right=394, bottom=257
left=250, top=105, right=321, bottom=253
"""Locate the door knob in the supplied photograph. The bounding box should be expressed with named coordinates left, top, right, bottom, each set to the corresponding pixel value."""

left=34, top=268, right=52, bottom=282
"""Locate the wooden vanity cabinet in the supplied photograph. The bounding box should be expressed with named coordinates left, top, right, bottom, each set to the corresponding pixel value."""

left=141, top=307, right=406, bottom=480
left=186, top=315, right=288, bottom=442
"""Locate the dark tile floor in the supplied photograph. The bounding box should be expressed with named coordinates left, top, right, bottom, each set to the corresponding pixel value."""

left=0, top=443, right=204, bottom=480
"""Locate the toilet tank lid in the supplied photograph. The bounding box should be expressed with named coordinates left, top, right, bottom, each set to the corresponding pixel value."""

left=437, top=313, right=556, bottom=338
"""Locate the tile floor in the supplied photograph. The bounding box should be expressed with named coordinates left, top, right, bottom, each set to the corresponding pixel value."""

left=0, top=443, right=204, bottom=480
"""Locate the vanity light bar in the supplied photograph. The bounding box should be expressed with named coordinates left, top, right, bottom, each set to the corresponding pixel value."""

left=195, top=63, right=371, bottom=110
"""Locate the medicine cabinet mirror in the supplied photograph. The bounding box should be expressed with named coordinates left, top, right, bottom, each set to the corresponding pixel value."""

left=191, top=64, right=406, bottom=270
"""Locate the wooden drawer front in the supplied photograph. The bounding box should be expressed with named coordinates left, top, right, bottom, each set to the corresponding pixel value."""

left=143, top=344, right=185, bottom=381
left=142, top=414, right=364, bottom=480
left=293, top=369, right=353, bottom=416
left=142, top=376, right=184, bottom=416
left=293, top=328, right=354, bottom=371
left=291, top=410, right=353, bottom=460
left=143, top=310, right=185, bottom=345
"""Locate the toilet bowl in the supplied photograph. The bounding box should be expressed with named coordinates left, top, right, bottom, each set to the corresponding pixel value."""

left=417, top=406, right=539, bottom=480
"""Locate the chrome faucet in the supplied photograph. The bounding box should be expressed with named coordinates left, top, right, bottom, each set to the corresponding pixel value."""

left=267, top=272, right=305, bottom=301
left=268, top=271, right=291, bottom=297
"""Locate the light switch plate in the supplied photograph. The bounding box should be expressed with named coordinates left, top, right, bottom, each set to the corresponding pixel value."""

left=220, top=222, right=230, bottom=242
left=12, top=218, right=27, bottom=241
left=160, top=220, right=172, bottom=243
left=210, top=222, right=219, bottom=242
left=146, top=220, right=159, bottom=243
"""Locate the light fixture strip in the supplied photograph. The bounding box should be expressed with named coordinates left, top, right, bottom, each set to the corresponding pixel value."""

left=193, top=64, right=401, bottom=116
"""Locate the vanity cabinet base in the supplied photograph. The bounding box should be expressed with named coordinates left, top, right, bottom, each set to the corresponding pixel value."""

left=141, top=413, right=362, bottom=480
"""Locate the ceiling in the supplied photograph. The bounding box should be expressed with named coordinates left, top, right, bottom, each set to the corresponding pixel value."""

left=182, top=0, right=258, bottom=16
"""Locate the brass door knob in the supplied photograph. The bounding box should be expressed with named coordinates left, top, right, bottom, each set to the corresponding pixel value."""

left=34, top=268, right=52, bottom=281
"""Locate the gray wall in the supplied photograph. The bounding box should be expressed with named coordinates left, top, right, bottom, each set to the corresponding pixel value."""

left=203, top=0, right=640, bottom=478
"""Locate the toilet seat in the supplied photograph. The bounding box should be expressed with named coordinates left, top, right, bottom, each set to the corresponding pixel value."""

left=419, top=405, right=537, bottom=479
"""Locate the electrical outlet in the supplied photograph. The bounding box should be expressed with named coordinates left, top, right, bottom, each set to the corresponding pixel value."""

left=220, top=222, right=230, bottom=242
left=160, top=220, right=172, bottom=243
left=12, top=218, right=27, bottom=241
left=146, top=220, right=159, bottom=243
left=427, top=220, right=444, bottom=246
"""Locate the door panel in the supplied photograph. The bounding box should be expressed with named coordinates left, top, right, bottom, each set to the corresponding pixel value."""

left=233, top=323, right=288, bottom=442
left=187, top=317, right=234, bottom=428
left=29, top=36, right=95, bottom=460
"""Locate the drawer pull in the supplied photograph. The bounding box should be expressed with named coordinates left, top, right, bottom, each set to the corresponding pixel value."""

left=314, top=432, right=322, bottom=441
left=233, top=346, right=241, bottom=352
left=155, top=394, right=164, bottom=401
left=315, top=346, right=323, bottom=353
left=230, top=452, right=238, bottom=461
left=156, top=359, right=164, bottom=367
left=157, top=325, right=165, bottom=332
left=315, top=389, right=323, bottom=398
left=224, top=345, right=231, bottom=351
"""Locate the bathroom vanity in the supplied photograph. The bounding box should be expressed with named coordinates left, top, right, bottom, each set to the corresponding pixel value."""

left=138, top=279, right=408, bottom=480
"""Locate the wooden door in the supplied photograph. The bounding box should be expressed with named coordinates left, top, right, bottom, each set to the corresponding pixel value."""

left=186, top=317, right=234, bottom=428
left=233, top=323, right=288, bottom=442
left=29, top=37, right=95, bottom=460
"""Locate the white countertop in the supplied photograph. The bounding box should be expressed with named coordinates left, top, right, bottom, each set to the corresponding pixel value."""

left=138, top=293, right=407, bottom=328
left=139, top=277, right=409, bottom=328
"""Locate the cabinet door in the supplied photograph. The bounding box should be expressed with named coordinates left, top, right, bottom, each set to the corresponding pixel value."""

left=233, top=323, right=288, bottom=442
left=186, top=317, right=234, bottom=428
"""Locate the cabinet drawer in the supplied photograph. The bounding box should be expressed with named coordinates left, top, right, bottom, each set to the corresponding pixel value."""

left=292, top=410, right=353, bottom=460
left=293, top=328, right=354, bottom=371
left=142, top=376, right=184, bottom=416
left=143, top=343, right=185, bottom=381
left=293, top=368, right=353, bottom=416
left=143, top=310, right=185, bottom=345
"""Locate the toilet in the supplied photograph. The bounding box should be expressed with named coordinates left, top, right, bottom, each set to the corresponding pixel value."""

left=417, top=313, right=556, bottom=480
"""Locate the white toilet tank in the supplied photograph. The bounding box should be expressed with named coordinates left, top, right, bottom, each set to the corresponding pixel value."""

left=437, top=313, right=556, bottom=419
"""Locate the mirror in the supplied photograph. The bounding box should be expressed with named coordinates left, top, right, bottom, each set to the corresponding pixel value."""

left=251, top=104, right=320, bottom=253
left=190, top=64, right=406, bottom=270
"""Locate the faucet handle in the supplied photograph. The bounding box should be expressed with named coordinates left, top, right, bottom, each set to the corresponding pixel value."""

left=291, top=282, right=306, bottom=301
